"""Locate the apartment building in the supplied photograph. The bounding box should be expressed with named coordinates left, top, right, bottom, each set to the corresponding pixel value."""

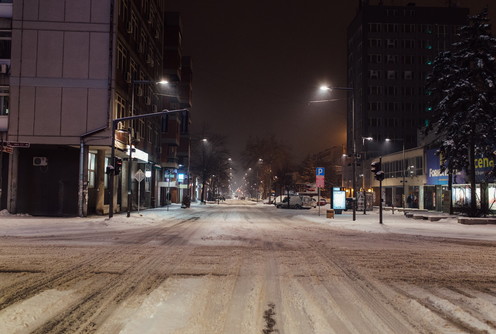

left=3, top=0, right=192, bottom=216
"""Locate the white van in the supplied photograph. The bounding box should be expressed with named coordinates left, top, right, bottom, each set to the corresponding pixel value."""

left=275, top=195, right=316, bottom=209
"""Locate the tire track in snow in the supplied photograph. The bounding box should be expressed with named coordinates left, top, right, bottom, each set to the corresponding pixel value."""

left=0, top=216, right=203, bottom=333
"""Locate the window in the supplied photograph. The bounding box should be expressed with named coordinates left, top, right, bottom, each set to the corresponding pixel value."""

left=369, top=118, right=379, bottom=127
left=115, top=94, right=126, bottom=120
left=403, top=24, right=415, bottom=33
left=117, top=43, right=128, bottom=76
left=0, top=86, right=8, bottom=115
left=387, top=70, right=396, bottom=80
left=385, top=86, right=396, bottom=96
left=368, top=39, right=382, bottom=48
left=403, top=103, right=414, bottom=112
left=88, top=153, right=96, bottom=188
left=386, top=55, right=397, bottom=64
left=386, top=39, right=396, bottom=48
left=437, top=25, right=447, bottom=35
left=404, top=71, right=413, bottom=80
left=386, top=102, right=399, bottom=112
left=386, top=24, right=398, bottom=33
left=139, top=120, right=145, bottom=140
left=403, top=39, right=415, bottom=48
left=369, top=70, right=380, bottom=79
left=130, top=58, right=137, bottom=82
left=403, top=55, right=415, bottom=64
left=368, top=23, right=381, bottom=33
left=161, top=114, right=169, bottom=132
left=118, top=0, right=129, bottom=22
left=368, top=102, right=381, bottom=111
left=0, top=30, right=11, bottom=59
left=368, top=86, right=382, bottom=95
left=147, top=125, right=152, bottom=143
left=368, top=54, right=382, bottom=63
left=403, top=87, right=414, bottom=96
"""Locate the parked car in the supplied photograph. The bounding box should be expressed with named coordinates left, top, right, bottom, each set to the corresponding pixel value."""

left=276, top=195, right=315, bottom=209
left=316, top=198, right=327, bottom=206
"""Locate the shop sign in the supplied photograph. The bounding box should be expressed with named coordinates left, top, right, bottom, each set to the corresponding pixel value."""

left=426, top=149, right=495, bottom=184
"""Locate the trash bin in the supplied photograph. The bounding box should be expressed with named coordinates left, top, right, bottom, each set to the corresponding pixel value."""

left=326, top=209, right=335, bottom=219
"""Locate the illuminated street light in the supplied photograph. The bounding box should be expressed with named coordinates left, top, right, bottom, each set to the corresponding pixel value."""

left=362, top=136, right=373, bottom=214
left=124, top=79, right=170, bottom=217
left=319, top=84, right=357, bottom=221
left=386, top=138, right=406, bottom=208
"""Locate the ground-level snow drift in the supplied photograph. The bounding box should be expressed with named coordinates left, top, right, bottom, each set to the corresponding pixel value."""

left=0, top=203, right=495, bottom=333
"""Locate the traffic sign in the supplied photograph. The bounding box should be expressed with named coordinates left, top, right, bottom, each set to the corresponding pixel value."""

left=316, top=176, right=325, bottom=188
left=316, top=167, right=325, bottom=176
left=134, top=169, right=145, bottom=182
left=1, top=141, right=30, bottom=148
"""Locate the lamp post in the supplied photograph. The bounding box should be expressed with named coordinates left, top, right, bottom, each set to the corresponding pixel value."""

left=320, top=85, right=357, bottom=221
left=126, top=80, right=169, bottom=217
left=200, top=138, right=208, bottom=204
left=108, top=108, right=188, bottom=218
left=256, top=158, right=263, bottom=202
left=386, top=138, right=406, bottom=208
left=362, top=136, right=373, bottom=214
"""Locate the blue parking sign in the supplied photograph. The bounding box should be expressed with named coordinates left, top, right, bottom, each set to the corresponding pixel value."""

left=316, top=167, right=325, bottom=176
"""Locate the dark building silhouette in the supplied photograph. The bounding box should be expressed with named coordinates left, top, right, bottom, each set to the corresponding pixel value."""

left=347, top=1, right=468, bottom=158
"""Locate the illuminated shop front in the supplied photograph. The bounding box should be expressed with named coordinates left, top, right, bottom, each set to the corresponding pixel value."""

left=426, top=149, right=496, bottom=213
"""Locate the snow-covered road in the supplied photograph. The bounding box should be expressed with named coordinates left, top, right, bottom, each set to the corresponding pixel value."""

left=1, top=202, right=496, bottom=333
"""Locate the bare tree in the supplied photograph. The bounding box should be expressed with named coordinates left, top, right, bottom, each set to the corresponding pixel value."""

left=190, top=133, right=231, bottom=203
left=241, top=136, right=290, bottom=201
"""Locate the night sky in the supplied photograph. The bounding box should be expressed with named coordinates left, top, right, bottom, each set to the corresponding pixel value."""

left=165, top=0, right=495, bottom=163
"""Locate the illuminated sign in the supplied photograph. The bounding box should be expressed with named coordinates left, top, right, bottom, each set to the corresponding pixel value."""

left=332, top=190, right=346, bottom=210
left=126, top=145, right=149, bottom=162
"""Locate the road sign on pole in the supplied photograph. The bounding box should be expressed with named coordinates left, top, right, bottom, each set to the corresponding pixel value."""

left=134, top=169, right=145, bottom=182
left=316, top=167, right=325, bottom=188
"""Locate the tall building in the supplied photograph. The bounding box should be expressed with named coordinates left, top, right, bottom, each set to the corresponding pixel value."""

left=0, top=0, right=11, bottom=211
left=2, top=0, right=192, bottom=216
left=160, top=12, right=193, bottom=205
left=347, top=1, right=468, bottom=158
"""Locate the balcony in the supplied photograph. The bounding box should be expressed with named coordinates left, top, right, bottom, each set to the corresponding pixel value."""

left=161, top=157, right=178, bottom=169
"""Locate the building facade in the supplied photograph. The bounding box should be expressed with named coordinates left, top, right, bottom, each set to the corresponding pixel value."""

left=2, top=0, right=192, bottom=216
left=0, top=0, right=11, bottom=211
left=347, top=1, right=468, bottom=157
left=366, top=146, right=496, bottom=214
left=344, top=1, right=469, bottom=202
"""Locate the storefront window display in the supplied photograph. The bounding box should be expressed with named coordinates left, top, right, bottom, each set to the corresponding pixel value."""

left=452, top=185, right=481, bottom=208
left=487, top=184, right=496, bottom=211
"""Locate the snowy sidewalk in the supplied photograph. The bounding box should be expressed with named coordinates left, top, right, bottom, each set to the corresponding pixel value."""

left=297, top=207, right=496, bottom=241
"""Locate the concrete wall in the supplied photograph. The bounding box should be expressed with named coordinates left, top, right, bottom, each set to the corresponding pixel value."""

left=9, top=0, right=112, bottom=145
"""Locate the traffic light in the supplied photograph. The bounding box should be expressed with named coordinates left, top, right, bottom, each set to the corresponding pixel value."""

left=105, top=165, right=114, bottom=175
left=371, top=161, right=381, bottom=174
left=114, top=158, right=123, bottom=175
left=371, top=161, right=385, bottom=181
left=375, top=170, right=385, bottom=181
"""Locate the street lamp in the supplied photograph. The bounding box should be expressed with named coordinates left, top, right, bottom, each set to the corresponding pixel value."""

left=386, top=138, right=406, bottom=209
left=126, top=79, right=169, bottom=217
left=256, top=158, right=263, bottom=202
left=108, top=108, right=187, bottom=218
left=362, top=136, right=373, bottom=214
left=320, top=85, right=357, bottom=221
